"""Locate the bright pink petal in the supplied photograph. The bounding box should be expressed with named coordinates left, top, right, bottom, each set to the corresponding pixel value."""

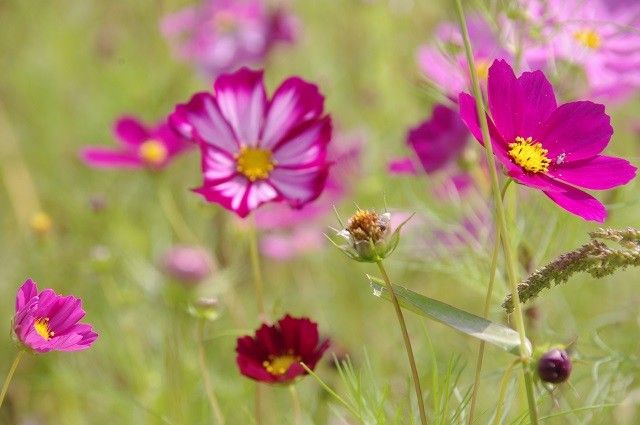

left=518, top=70, right=557, bottom=137
left=508, top=170, right=565, bottom=192
left=388, top=157, right=418, bottom=175
left=15, top=279, right=38, bottom=312
left=272, top=117, right=331, bottom=167
left=194, top=176, right=278, bottom=218
left=535, top=101, right=613, bottom=163
left=80, top=148, right=143, bottom=169
left=201, top=146, right=237, bottom=183
left=543, top=181, right=607, bottom=223
left=269, top=165, right=328, bottom=208
left=113, top=116, right=150, bottom=147
left=487, top=59, right=522, bottom=142
left=548, top=155, right=637, bottom=190
left=214, top=68, right=267, bottom=145
left=261, top=77, right=324, bottom=150
left=170, top=92, right=238, bottom=154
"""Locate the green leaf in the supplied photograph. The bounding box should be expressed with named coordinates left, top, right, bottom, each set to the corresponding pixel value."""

left=368, top=276, right=531, bottom=356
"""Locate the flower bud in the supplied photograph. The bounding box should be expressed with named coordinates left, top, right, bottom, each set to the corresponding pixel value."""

left=161, top=245, right=214, bottom=285
left=333, top=209, right=411, bottom=263
left=537, top=348, right=572, bottom=384
left=188, top=297, right=221, bottom=321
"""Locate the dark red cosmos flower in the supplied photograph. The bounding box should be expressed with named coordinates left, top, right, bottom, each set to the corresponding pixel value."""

left=236, top=314, right=329, bottom=384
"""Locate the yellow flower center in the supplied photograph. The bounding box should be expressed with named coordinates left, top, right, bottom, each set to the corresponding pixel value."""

left=262, top=354, right=301, bottom=376
left=235, top=146, right=275, bottom=181
left=508, top=136, right=551, bottom=173
left=34, top=317, right=54, bottom=340
left=573, top=29, right=601, bottom=50
left=475, top=59, right=490, bottom=80
left=139, top=140, right=168, bottom=165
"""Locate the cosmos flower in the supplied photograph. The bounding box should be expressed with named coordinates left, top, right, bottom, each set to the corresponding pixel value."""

left=459, top=59, right=636, bottom=222
left=161, top=0, right=298, bottom=78
left=12, top=279, right=98, bottom=353
left=81, top=116, right=192, bottom=170
left=235, top=314, right=329, bottom=384
left=170, top=67, right=332, bottom=218
left=389, top=104, right=469, bottom=175
left=417, top=17, right=510, bottom=99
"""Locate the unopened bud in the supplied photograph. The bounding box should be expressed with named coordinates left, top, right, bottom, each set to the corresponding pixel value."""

left=537, top=348, right=572, bottom=384
left=161, top=245, right=214, bottom=285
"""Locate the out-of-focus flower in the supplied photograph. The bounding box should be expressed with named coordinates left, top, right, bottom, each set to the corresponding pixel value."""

left=334, top=209, right=411, bottom=263
left=188, top=297, right=221, bottom=321
left=12, top=279, right=98, bottom=353
left=30, top=212, right=52, bottom=236
left=170, top=67, right=332, bottom=218
left=389, top=104, right=469, bottom=175
left=81, top=116, right=192, bottom=170
left=236, top=314, right=329, bottom=384
left=537, top=347, right=572, bottom=384
left=161, top=245, right=214, bottom=285
left=161, top=0, right=298, bottom=78
left=520, top=0, right=640, bottom=102
left=417, top=17, right=510, bottom=99
left=459, top=59, right=636, bottom=222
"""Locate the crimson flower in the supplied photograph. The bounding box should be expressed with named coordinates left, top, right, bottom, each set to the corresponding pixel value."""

left=236, top=314, right=329, bottom=384
left=459, top=59, right=636, bottom=222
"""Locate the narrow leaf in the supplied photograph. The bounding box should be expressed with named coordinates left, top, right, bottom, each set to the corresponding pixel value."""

left=369, top=276, right=531, bottom=356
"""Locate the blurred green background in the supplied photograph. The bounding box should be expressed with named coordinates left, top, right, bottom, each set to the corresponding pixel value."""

left=1, top=0, right=639, bottom=423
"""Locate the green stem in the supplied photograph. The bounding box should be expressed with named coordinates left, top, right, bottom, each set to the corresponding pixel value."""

left=289, top=385, right=302, bottom=425
left=493, top=360, right=519, bottom=425
left=467, top=180, right=512, bottom=424
left=300, top=362, right=360, bottom=419
left=248, top=217, right=266, bottom=320
left=453, top=2, right=538, bottom=424
left=0, top=350, right=24, bottom=410
left=197, top=321, right=225, bottom=425
left=376, top=261, right=428, bottom=425
left=156, top=184, right=199, bottom=244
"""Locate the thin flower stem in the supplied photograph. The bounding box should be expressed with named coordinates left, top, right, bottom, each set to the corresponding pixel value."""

left=156, top=184, right=199, bottom=244
left=376, top=260, right=428, bottom=425
left=289, top=385, right=302, bottom=425
left=248, top=216, right=266, bottom=320
left=0, top=350, right=24, bottom=410
left=197, top=321, right=225, bottom=425
left=300, top=362, right=360, bottom=419
left=493, top=360, right=519, bottom=425
left=468, top=180, right=512, bottom=424
left=453, top=2, right=538, bottom=424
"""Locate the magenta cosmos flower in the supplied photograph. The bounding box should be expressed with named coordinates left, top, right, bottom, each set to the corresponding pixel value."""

left=161, top=0, right=298, bottom=78
left=12, top=279, right=98, bottom=353
left=236, top=314, right=329, bottom=384
left=459, top=60, right=636, bottom=222
left=81, top=116, right=192, bottom=170
left=170, top=67, right=332, bottom=218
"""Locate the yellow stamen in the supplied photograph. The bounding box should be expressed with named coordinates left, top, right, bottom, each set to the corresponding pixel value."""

left=262, top=354, right=301, bottom=376
left=573, top=29, right=601, bottom=50
left=475, top=59, right=490, bottom=80
left=508, top=136, right=551, bottom=173
left=139, top=140, right=168, bottom=165
left=235, top=145, right=275, bottom=181
left=34, top=317, right=54, bottom=340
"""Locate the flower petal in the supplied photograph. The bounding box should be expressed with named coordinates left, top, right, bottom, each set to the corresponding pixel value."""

left=388, top=157, right=418, bottom=175
left=214, top=68, right=267, bottom=146
left=508, top=170, right=565, bottom=192
left=170, top=92, right=238, bottom=154
left=269, top=165, right=329, bottom=208
left=543, top=181, right=607, bottom=222
left=535, top=101, right=613, bottom=163
left=113, top=116, right=150, bottom=147
left=487, top=59, right=522, bottom=142
left=517, top=70, right=557, bottom=137
left=193, top=176, right=278, bottom=218
left=261, top=77, right=325, bottom=150
left=80, top=148, right=142, bottom=169
left=15, top=279, right=38, bottom=312
left=549, top=155, right=637, bottom=190
left=272, top=117, right=331, bottom=167
left=201, top=145, right=237, bottom=183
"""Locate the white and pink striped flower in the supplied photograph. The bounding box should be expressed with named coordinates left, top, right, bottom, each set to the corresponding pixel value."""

left=170, top=68, right=332, bottom=218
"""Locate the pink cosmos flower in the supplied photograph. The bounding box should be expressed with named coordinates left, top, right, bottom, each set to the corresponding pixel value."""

left=417, top=18, right=510, bottom=99
left=170, top=67, right=332, bottom=218
left=12, top=279, right=98, bottom=353
left=389, top=104, right=469, bottom=175
left=81, top=116, right=192, bottom=170
left=459, top=59, right=637, bottom=222
left=161, top=0, right=298, bottom=78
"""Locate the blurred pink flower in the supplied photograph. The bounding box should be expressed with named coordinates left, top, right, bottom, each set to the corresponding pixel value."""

left=161, top=0, right=298, bottom=78
left=81, top=116, right=192, bottom=170
left=417, top=17, right=510, bottom=99
left=161, top=245, right=215, bottom=285
left=13, top=279, right=98, bottom=353
left=170, top=68, right=332, bottom=218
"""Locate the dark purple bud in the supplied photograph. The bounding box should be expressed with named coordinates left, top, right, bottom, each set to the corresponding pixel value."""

left=537, top=348, right=572, bottom=384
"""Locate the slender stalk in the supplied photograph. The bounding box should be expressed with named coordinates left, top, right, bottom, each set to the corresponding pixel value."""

left=197, top=321, right=225, bottom=424
left=0, top=350, right=24, bottom=410
left=156, top=184, right=199, bottom=244
left=376, top=260, right=428, bottom=425
left=248, top=216, right=266, bottom=320
left=300, top=362, right=360, bottom=419
left=289, top=385, right=302, bottom=425
left=453, top=2, right=538, bottom=424
left=493, top=360, right=519, bottom=425
left=468, top=180, right=511, bottom=424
